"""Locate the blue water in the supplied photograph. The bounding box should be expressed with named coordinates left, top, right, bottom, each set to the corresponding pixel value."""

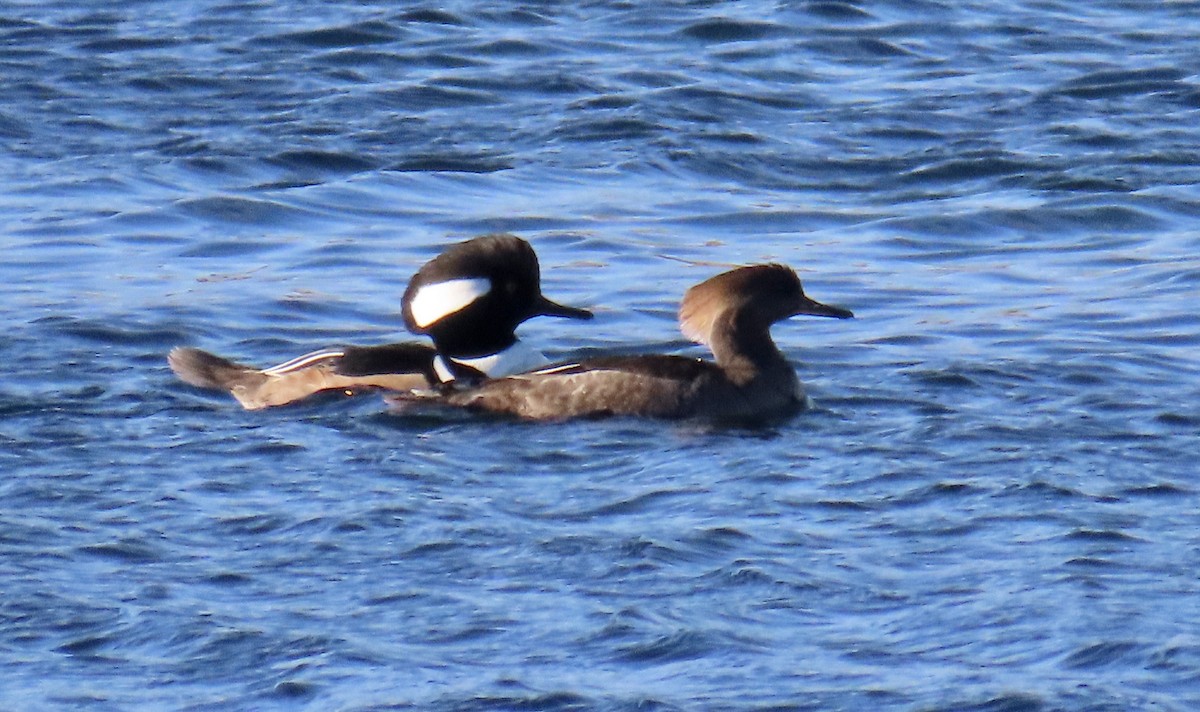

left=4, top=1, right=1200, bottom=709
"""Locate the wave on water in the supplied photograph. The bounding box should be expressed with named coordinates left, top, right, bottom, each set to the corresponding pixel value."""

left=3, top=1, right=1200, bottom=710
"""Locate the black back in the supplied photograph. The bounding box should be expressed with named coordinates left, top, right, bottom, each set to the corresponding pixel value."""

left=336, top=343, right=438, bottom=383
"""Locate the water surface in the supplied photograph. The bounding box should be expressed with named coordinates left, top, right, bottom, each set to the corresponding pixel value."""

left=3, top=1, right=1200, bottom=710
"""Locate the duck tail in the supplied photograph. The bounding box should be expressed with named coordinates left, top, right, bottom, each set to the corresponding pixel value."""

left=168, top=347, right=264, bottom=392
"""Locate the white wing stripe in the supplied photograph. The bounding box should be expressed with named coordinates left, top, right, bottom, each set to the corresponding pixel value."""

left=261, top=348, right=346, bottom=375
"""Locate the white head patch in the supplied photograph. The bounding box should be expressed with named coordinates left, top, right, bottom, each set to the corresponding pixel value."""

left=407, top=277, right=492, bottom=329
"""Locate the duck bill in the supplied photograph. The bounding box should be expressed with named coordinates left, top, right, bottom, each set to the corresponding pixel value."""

left=797, top=296, right=854, bottom=319
left=534, top=294, right=594, bottom=320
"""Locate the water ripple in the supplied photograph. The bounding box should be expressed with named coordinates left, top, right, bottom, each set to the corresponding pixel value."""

left=262, top=21, right=403, bottom=49
left=5, top=1, right=1200, bottom=710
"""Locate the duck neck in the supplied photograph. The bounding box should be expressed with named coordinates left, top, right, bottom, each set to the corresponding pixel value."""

left=707, top=311, right=791, bottom=387
left=434, top=330, right=518, bottom=360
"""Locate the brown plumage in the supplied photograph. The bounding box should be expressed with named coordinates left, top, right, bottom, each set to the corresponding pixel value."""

left=393, top=264, right=853, bottom=422
left=168, top=347, right=428, bottom=410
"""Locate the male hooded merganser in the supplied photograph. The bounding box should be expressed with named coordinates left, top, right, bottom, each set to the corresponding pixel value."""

left=168, top=234, right=592, bottom=409
left=390, top=264, right=852, bottom=422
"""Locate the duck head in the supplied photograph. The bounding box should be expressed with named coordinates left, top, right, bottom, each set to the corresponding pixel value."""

left=679, top=264, right=853, bottom=348
left=402, top=234, right=592, bottom=357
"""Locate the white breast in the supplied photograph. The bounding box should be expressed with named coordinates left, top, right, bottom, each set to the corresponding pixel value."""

left=433, top=340, right=550, bottom=382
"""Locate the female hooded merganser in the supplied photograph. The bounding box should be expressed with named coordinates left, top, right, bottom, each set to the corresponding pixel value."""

left=390, top=264, right=852, bottom=422
left=168, top=234, right=592, bottom=409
